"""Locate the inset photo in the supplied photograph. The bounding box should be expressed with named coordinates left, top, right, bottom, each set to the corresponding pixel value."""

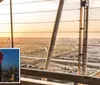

left=0, top=48, right=20, bottom=83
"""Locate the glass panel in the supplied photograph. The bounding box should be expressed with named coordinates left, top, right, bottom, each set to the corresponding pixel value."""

left=50, top=0, right=80, bottom=74
left=0, top=0, right=11, bottom=48
left=88, top=0, right=100, bottom=77
left=0, top=0, right=100, bottom=84
left=12, top=0, right=58, bottom=70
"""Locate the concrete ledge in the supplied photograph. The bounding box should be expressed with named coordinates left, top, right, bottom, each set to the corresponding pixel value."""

left=21, top=77, right=72, bottom=85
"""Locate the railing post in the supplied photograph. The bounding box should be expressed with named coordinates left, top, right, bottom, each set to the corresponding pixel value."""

left=82, top=0, right=89, bottom=75
left=44, top=0, right=65, bottom=70
left=78, top=0, right=85, bottom=75
left=10, top=0, right=14, bottom=48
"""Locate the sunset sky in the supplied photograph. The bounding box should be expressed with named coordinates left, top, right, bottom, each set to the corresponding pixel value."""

left=0, top=0, right=100, bottom=38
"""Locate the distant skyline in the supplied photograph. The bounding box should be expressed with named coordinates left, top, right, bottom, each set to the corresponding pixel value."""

left=0, top=0, right=100, bottom=38
left=0, top=49, right=19, bottom=70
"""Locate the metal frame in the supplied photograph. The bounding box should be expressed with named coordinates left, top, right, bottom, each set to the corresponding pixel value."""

left=78, top=0, right=89, bottom=75
left=78, top=0, right=85, bottom=74
left=45, top=0, right=65, bottom=70
left=82, top=0, right=89, bottom=75
left=10, top=0, right=14, bottom=48
left=21, top=68, right=100, bottom=85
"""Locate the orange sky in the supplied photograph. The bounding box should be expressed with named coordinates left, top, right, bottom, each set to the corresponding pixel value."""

left=0, top=0, right=100, bottom=38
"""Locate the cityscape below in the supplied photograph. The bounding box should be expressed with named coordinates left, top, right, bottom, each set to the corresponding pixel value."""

left=2, top=66, right=19, bottom=82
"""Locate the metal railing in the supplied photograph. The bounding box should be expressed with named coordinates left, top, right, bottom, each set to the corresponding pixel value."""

left=21, top=68, right=100, bottom=85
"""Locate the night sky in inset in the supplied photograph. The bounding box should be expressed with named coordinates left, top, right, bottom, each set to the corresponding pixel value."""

left=0, top=49, right=19, bottom=70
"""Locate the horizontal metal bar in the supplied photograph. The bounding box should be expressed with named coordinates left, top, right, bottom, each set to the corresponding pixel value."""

left=21, top=77, right=69, bottom=85
left=21, top=68, right=100, bottom=85
left=0, top=81, right=42, bottom=85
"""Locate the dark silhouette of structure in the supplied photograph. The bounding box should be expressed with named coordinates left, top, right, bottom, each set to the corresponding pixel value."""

left=0, top=52, right=3, bottom=82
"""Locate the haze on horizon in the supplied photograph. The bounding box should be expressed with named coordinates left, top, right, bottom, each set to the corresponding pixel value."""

left=0, top=0, right=100, bottom=38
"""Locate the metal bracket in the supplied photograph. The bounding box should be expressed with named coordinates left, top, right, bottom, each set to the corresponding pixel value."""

left=86, top=1, right=89, bottom=7
left=80, top=28, right=84, bottom=30
left=81, top=1, right=86, bottom=7
left=79, top=54, right=83, bottom=56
